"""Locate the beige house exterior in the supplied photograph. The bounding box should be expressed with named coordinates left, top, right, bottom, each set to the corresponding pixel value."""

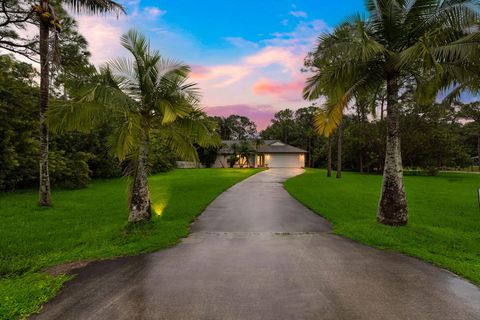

left=213, top=140, right=306, bottom=168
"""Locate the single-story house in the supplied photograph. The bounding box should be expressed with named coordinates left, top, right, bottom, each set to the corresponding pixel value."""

left=213, top=140, right=306, bottom=168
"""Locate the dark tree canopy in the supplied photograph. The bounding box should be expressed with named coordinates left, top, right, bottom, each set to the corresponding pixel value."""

left=213, top=114, right=257, bottom=140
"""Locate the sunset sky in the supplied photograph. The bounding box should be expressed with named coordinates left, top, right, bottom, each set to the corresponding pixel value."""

left=75, top=1, right=366, bottom=129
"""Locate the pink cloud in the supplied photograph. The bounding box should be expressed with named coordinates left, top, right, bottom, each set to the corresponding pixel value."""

left=190, top=46, right=303, bottom=89
left=191, top=42, right=309, bottom=91
left=190, top=64, right=251, bottom=87
left=205, top=104, right=277, bottom=130
left=252, top=78, right=305, bottom=101
left=190, top=65, right=209, bottom=78
left=243, top=46, right=301, bottom=75
left=76, top=15, right=127, bottom=65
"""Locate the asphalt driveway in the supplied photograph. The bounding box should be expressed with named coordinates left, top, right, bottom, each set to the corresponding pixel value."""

left=33, top=169, right=480, bottom=320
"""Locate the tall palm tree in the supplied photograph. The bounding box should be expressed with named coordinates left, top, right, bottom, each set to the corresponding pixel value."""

left=304, top=0, right=480, bottom=225
left=49, top=30, right=219, bottom=223
left=34, top=0, right=124, bottom=206
left=327, top=136, right=332, bottom=177
left=315, top=110, right=335, bottom=177
left=336, top=121, right=343, bottom=179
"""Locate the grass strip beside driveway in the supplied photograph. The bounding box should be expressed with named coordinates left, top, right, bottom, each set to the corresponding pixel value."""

left=284, top=169, right=480, bottom=286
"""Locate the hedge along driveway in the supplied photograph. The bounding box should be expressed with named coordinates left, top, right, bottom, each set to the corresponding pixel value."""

left=0, top=168, right=262, bottom=319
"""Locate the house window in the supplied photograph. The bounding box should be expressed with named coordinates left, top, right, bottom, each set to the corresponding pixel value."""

left=257, top=155, right=265, bottom=167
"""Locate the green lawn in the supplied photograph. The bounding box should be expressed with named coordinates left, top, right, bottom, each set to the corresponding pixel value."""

left=0, top=168, right=261, bottom=320
left=284, top=169, right=480, bottom=286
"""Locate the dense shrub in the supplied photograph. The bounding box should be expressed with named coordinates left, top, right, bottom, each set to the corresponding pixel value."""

left=197, top=146, right=219, bottom=168
left=0, top=55, right=39, bottom=190
left=149, top=134, right=177, bottom=173
left=49, top=151, right=92, bottom=189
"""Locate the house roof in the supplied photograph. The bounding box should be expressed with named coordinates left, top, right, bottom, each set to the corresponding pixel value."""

left=218, top=140, right=307, bottom=154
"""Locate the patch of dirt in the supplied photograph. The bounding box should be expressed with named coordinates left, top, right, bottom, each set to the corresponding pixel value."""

left=45, top=260, right=94, bottom=276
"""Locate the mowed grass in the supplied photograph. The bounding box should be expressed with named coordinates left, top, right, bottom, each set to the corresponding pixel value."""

left=0, top=168, right=261, bottom=319
left=284, top=169, right=480, bottom=285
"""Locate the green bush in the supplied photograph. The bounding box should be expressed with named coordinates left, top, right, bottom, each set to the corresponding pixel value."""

left=0, top=55, right=124, bottom=191
left=227, top=155, right=237, bottom=168
left=148, top=134, right=177, bottom=173
left=0, top=55, right=39, bottom=191
left=197, top=146, right=218, bottom=168
left=49, top=151, right=92, bottom=189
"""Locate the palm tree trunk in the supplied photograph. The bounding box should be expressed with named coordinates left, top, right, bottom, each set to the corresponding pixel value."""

left=336, top=122, right=343, bottom=179
left=128, top=122, right=151, bottom=223
left=380, top=96, right=385, bottom=121
left=308, top=136, right=312, bottom=167
left=377, top=76, right=408, bottom=226
left=38, top=16, right=51, bottom=207
left=477, top=134, right=480, bottom=167
left=360, top=154, right=363, bottom=173
left=327, top=137, right=332, bottom=177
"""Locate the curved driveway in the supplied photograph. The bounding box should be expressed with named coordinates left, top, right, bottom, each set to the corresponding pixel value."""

left=33, top=169, right=480, bottom=320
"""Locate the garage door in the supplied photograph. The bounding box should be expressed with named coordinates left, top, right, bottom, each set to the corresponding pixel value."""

left=268, top=154, right=301, bottom=168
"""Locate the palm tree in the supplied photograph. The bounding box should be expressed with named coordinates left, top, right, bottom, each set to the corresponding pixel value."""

left=336, top=121, right=343, bottom=179
left=254, top=137, right=264, bottom=167
left=227, top=143, right=239, bottom=168
left=327, top=136, right=332, bottom=177
left=33, top=0, right=124, bottom=206
left=315, top=110, right=335, bottom=177
left=304, top=0, right=480, bottom=225
left=238, top=140, right=255, bottom=168
left=49, top=30, right=219, bottom=223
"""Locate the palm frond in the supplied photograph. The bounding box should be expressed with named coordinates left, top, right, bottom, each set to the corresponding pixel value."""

left=440, top=84, right=464, bottom=107
left=153, top=108, right=220, bottom=161
left=314, top=106, right=343, bottom=138
left=48, top=67, right=135, bottom=133
left=63, top=0, right=125, bottom=15
left=108, top=113, right=141, bottom=160
left=107, top=57, right=141, bottom=99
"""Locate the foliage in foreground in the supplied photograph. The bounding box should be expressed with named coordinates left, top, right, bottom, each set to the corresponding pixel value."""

left=284, top=169, right=480, bottom=285
left=0, top=169, right=260, bottom=320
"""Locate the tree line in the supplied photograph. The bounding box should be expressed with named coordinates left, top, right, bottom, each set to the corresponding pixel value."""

left=260, top=102, right=476, bottom=173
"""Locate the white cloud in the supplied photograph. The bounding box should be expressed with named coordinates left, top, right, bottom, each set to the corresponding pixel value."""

left=263, top=19, right=329, bottom=48
left=224, top=37, right=259, bottom=48
left=143, top=7, right=167, bottom=19
left=289, top=10, right=308, bottom=18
